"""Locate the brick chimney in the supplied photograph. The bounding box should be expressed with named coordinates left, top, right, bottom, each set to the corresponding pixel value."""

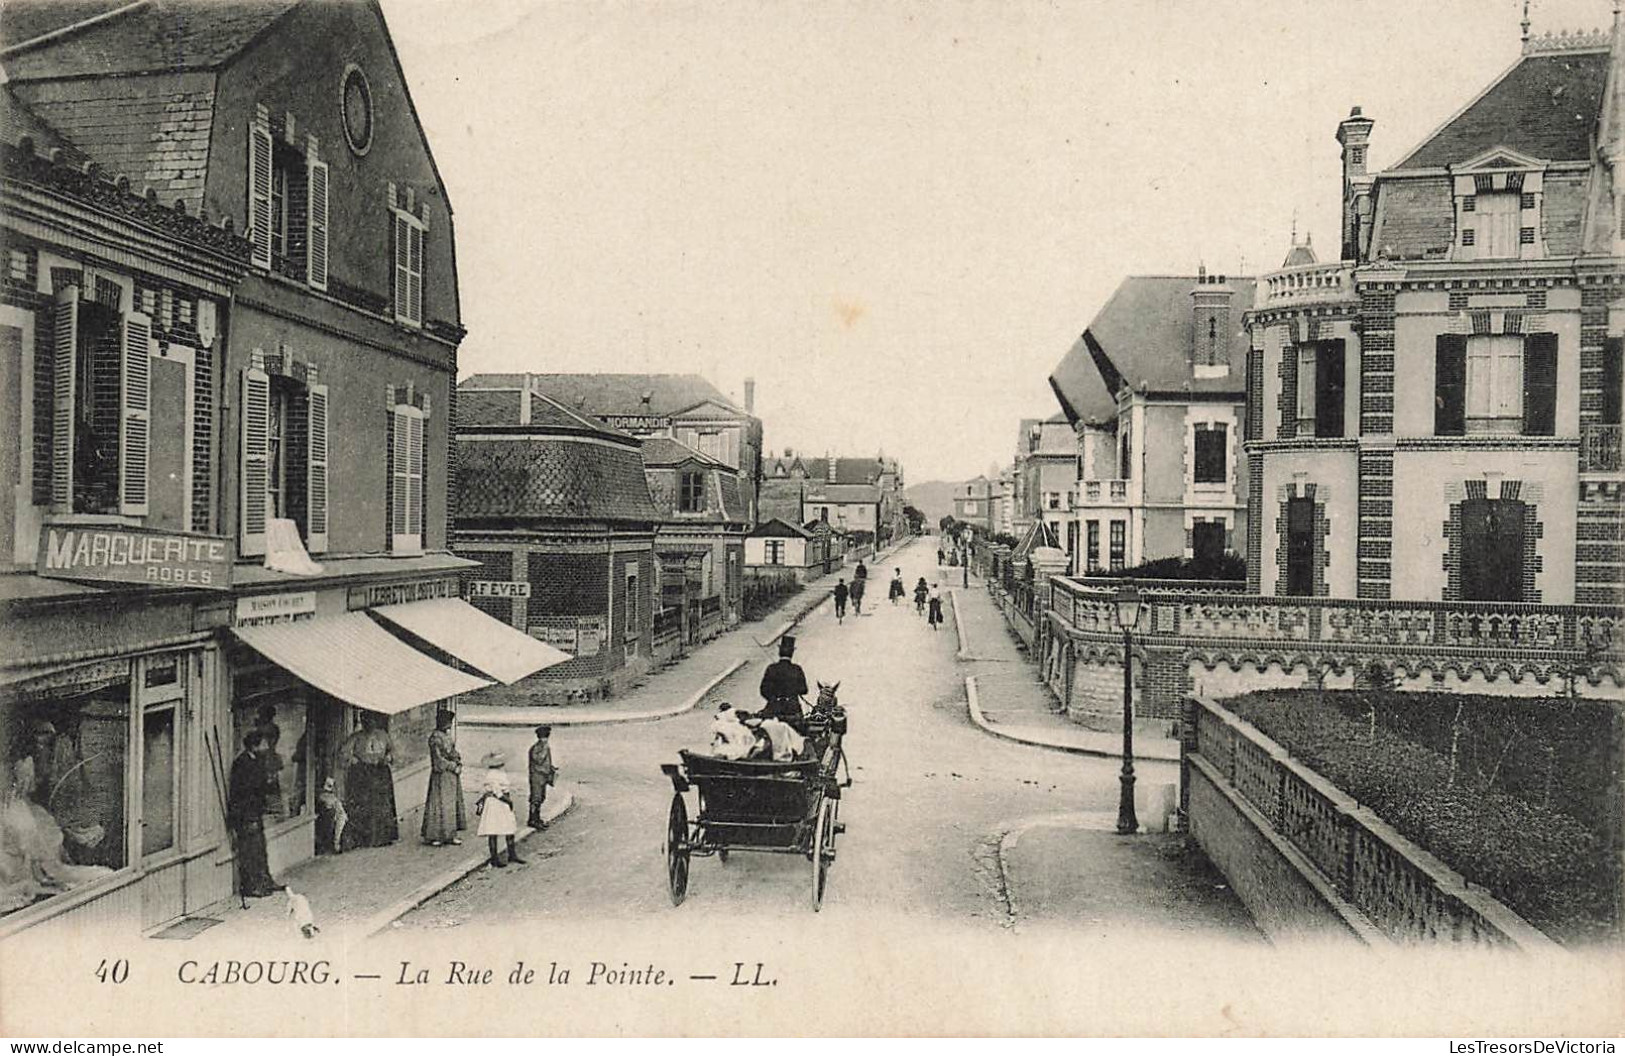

left=1337, top=106, right=1376, bottom=260
left=1191, top=270, right=1234, bottom=372
left=743, top=376, right=755, bottom=414
left=827, top=453, right=838, bottom=482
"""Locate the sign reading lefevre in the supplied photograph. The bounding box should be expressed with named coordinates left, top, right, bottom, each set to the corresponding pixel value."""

left=37, top=524, right=233, bottom=590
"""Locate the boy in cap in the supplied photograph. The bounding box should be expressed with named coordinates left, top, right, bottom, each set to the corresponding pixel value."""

left=758, top=635, right=809, bottom=723
left=527, top=725, right=557, bottom=829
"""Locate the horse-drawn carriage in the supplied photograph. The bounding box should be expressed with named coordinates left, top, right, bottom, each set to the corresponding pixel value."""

left=659, top=684, right=852, bottom=909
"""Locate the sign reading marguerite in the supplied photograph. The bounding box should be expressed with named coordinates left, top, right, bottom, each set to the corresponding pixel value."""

left=37, top=524, right=233, bottom=590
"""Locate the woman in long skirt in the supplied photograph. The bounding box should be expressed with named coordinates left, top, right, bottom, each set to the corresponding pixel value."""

left=420, top=710, right=465, bottom=846
left=341, top=713, right=398, bottom=849
left=476, top=752, right=525, bottom=868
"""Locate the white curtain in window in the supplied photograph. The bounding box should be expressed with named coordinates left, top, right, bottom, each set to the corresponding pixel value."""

left=1467, top=335, right=1523, bottom=419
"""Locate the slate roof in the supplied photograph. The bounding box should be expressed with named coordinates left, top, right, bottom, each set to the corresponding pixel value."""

left=1, top=0, right=301, bottom=76
left=805, top=483, right=881, bottom=503
left=453, top=383, right=637, bottom=439
left=640, top=436, right=725, bottom=469
left=1393, top=49, right=1611, bottom=169
left=464, top=373, right=746, bottom=419
left=453, top=435, right=658, bottom=524
left=750, top=518, right=812, bottom=540
left=1048, top=275, right=1254, bottom=426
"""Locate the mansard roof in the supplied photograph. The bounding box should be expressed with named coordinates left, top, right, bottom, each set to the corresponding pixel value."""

left=467, top=373, right=746, bottom=420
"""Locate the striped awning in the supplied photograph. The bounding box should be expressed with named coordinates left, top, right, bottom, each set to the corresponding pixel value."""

left=370, top=598, right=571, bottom=684
left=232, top=612, right=491, bottom=715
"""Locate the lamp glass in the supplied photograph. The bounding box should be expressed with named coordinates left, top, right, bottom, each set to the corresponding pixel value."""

left=1114, top=581, right=1142, bottom=629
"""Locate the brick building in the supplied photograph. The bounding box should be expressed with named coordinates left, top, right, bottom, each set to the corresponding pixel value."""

left=1244, top=22, right=1623, bottom=604
left=763, top=451, right=907, bottom=546
left=1048, top=272, right=1254, bottom=577
left=0, top=0, right=561, bottom=938
left=641, top=436, right=749, bottom=648
left=453, top=381, right=660, bottom=702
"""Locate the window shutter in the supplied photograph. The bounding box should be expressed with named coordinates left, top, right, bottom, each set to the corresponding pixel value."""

left=390, top=405, right=423, bottom=552
left=390, top=406, right=409, bottom=544
left=407, top=409, right=424, bottom=542
left=248, top=124, right=273, bottom=270
left=118, top=311, right=152, bottom=516
left=51, top=287, right=79, bottom=511
left=1315, top=340, right=1345, bottom=438
left=306, top=384, right=329, bottom=552
left=1435, top=334, right=1466, bottom=436
left=393, top=216, right=411, bottom=323
left=240, top=364, right=271, bottom=556
left=306, top=159, right=329, bottom=292
left=1521, top=333, right=1557, bottom=436
left=1297, top=346, right=1318, bottom=430
left=408, top=224, right=424, bottom=325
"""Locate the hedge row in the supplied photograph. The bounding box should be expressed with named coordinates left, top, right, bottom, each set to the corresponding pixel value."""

left=1227, top=690, right=1621, bottom=945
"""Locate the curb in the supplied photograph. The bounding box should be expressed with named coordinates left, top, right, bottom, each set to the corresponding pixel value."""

left=964, top=675, right=1180, bottom=763
left=461, top=658, right=748, bottom=729
left=360, top=786, right=578, bottom=938
left=949, top=589, right=973, bottom=660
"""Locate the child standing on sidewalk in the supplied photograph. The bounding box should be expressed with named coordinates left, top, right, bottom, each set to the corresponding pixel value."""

left=476, top=751, right=526, bottom=868
left=527, top=725, right=557, bottom=829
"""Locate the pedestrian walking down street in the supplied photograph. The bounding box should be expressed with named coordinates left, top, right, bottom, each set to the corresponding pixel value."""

left=850, top=575, right=866, bottom=615
left=833, top=578, right=848, bottom=623
left=937, top=546, right=944, bottom=566
left=888, top=568, right=905, bottom=605
left=420, top=709, right=465, bottom=846
left=913, top=576, right=928, bottom=616
left=527, top=725, right=557, bottom=829
left=227, top=731, right=283, bottom=898
left=476, top=751, right=525, bottom=868
left=927, top=584, right=944, bottom=631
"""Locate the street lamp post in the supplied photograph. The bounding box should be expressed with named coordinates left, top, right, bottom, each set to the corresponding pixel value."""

left=1114, top=580, right=1142, bottom=835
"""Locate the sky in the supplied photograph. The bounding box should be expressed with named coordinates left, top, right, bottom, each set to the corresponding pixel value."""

left=380, top=0, right=1614, bottom=484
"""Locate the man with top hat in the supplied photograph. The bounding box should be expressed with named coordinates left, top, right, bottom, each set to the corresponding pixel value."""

left=758, top=635, right=809, bottom=724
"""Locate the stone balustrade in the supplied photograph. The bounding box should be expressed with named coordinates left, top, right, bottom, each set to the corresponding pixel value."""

left=1184, top=696, right=1563, bottom=950
left=1256, top=261, right=1356, bottom=308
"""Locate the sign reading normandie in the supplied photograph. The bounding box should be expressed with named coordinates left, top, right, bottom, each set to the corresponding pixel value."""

left=36, top=524, right=233, bottom=590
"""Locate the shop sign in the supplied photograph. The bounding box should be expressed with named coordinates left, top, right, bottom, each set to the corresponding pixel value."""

left=348, top=577, right=456, bottom=610
left=235, top=591, right=317, bottom=625
left=468, top=580, right=531, bottom=599
left=600, top=414, right=666, bottom=431
left=36, top=524, right=232, bottom=591
left=528, top=624, right=577, bottom=651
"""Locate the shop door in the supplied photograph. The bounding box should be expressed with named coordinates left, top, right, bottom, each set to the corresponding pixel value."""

left=138, top=653, right=187, bottom=930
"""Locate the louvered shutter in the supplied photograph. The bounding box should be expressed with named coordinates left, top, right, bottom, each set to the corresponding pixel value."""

left=240, top=364, right=271, bottom=556
left=1435, top=334, right=1466, bottom=436
left=408, top=224, right=424, bottom=325
left=1521, top=333, right=1557, bottom=437
left=248, top=125, right=273, bottom=270
left=306, top=384, right=329, bottom=552
left=393, top=215, right=410, bottom=323
left=50, top=287, right=79, bottom=511
left=306, top=159, right=330, bottom=292
left=118, top=311, right=152, bottom=516
left=390, top=405, right=411, bottom=549
left=406, top=409, right=425, bottom=546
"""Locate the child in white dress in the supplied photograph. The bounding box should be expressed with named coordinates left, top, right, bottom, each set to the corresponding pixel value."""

left=476, top=752, right=525, bottom=868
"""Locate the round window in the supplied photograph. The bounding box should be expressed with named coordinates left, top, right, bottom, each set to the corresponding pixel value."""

left=341, top=65, right=373, bottom=155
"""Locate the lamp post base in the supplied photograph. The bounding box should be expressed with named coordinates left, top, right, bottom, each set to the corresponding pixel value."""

left=1116, top=773, right=1139, bottom=835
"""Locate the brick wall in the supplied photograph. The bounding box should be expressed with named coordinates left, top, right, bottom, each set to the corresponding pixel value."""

left=1357, top=449, right=1393, bottom=599
left=1575, top=481, right=1624, bottom=605
left=1358, top=285, right=1396, bottom=435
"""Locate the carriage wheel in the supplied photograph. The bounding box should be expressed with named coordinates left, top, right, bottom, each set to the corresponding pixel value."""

left=810, top=798, right=835, bottom=911
left=664, top=793, right=690, bottom=906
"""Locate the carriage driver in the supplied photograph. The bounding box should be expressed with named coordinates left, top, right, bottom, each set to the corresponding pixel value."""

left=758, top=635, right=809, bottom=723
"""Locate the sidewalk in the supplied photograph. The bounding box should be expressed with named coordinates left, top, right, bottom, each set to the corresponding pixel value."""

left=951, top=580, right=1180, bottom=763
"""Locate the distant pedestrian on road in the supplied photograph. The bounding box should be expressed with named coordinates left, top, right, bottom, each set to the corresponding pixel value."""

left=476, top=751, right=525, bottom=868
left=527, top=725, right=557, bottom=829
left=928, top=585, right=944, bottom=631
left=420, top=708, right=465, bottom=847
left=833, top=578, right=848, bottom=622
left=850, top=575, right=865, bottom=615
left=937, top=546, right=944, bottom=566
left=913, top=576, right=928, bottom=616
left=888, top=569, right=905, bottom=605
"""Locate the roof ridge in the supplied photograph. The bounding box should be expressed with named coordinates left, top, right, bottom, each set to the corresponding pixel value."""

left=1, top=0, right=148, bottom=57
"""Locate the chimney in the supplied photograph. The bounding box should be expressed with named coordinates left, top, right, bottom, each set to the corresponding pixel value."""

left=1191, top=270, right=1234, bottom=371
left=1337, top=106, right=1376, bottom=260
left=743, top=376, right=756, bottom=414
left=640, top=389, right=653, bottom=412
left=827, top=453, right=838, bottom=482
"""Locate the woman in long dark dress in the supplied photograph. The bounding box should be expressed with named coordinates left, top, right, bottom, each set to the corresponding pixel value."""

left=341, top=713, right=398, bottom=848
left=420, top=710, right=466, bottom=846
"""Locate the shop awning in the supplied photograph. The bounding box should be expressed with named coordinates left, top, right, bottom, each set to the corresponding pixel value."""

left=231, top=612, right=492, bottom=715
left=369, top=598, right=572, bottom=684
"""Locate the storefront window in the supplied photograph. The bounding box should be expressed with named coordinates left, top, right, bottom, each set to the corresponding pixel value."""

left=141, top=706, right=177, bottom=857
left=231, top=651, right=337, bottom=827
left=2, top=662, right=130, bottom=917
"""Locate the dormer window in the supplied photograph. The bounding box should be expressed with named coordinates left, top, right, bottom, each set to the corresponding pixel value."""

left=1454, top=161, right=1542, bottom=262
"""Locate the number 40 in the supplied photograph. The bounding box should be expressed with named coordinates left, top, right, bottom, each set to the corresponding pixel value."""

left=95, top=958, right=129, bottom=984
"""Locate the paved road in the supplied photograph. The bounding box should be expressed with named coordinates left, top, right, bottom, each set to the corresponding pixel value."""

left=402, top=538, right=1247, bottom=936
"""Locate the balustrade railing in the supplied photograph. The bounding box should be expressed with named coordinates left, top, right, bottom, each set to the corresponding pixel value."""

left=1186, top=697, right=1560, bottom=950
left=1256, top=261, right=1357, bottom=308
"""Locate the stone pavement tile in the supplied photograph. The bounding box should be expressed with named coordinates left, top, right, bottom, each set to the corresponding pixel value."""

left=1001, top=819, right=1263, bottom=940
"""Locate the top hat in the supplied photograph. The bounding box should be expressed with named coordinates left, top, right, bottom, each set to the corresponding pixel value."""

left=778, top=635, right=796, bottom=657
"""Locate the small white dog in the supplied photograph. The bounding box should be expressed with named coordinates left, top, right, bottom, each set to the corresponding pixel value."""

left=285, top=887, right=318, bottom=939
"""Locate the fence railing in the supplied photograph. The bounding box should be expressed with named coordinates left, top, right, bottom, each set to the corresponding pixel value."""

left=1185, top=696, right=1561, bottom=950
